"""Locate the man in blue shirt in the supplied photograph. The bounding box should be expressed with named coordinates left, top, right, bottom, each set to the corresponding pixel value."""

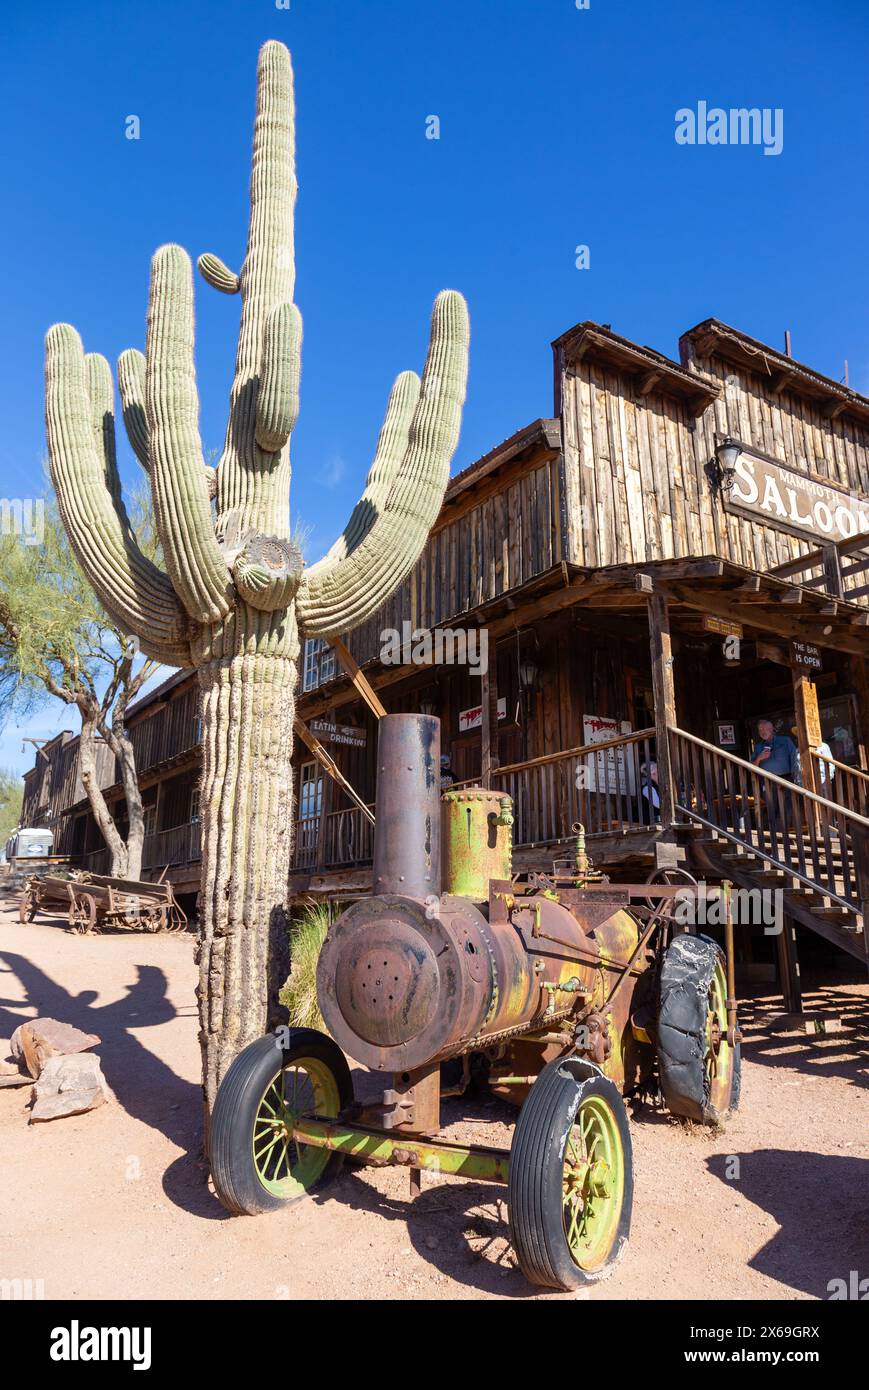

left=751, top=718, right=800, bottom=841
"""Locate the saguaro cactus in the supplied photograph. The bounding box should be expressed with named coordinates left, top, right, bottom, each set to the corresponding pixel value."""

left=45, top=41, right=469, bottom=1111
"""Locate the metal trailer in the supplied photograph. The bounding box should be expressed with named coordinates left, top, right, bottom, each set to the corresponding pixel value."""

left=210, top=715, right=741, bottom=1291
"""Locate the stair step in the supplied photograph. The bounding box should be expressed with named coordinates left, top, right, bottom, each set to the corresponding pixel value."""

left=810, top=906, right=853, bottom=920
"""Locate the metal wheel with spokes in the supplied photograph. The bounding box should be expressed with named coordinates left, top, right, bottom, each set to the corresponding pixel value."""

left=211, top=1029, right=353, bottom=1215
left=509, top=1061, right=633, bottom=1290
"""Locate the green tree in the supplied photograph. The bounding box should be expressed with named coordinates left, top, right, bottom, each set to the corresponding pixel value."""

left=0, top=769, right=23, bottom=846
left=0, top=493, right=160, bottom=877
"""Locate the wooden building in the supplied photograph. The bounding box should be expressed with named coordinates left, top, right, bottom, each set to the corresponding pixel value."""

left=22, top=315, right=869, bottom=1000
left=21, top=668, right=203, bottom=898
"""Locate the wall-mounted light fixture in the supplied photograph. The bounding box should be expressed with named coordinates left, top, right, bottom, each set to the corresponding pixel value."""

left=707, top=436, right=742, bottom=495
left=518, top=660, right=539, bottom=691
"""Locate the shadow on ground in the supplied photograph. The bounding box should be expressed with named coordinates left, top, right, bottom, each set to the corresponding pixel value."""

left=0, top=945, right=200, bottom=1154
left=707, top=1149, right=869, bottom=1298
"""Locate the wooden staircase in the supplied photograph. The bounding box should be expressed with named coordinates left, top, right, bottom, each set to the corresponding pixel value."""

left=683, top=823, right=866, bottom=962
left=669, top=727, right=869, bottom=965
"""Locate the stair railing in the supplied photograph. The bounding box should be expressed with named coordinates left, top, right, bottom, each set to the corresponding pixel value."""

left=669, top=726, right=869, bottom=913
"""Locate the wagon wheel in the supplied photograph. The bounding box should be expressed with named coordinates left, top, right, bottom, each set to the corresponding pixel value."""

left=19, top=892, right=37, bottom=923
left=643, top=864, right=698, bottom=919
left=68, top=890, right=98, bottom=935
left=210, top=1030, right=353, bottom=1216
left=508, top=1060, right=633, bottom=1289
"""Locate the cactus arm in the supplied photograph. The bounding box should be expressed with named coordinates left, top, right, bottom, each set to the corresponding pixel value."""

left=145, top=243, right=234, bottom=623
left=254, top=302, right=302, bottom=453
left=198, top=252, right=241, bottom=294
left=216, top=41, right=297, bottom=540
left=45, top=325, right=193, bottom=666
left=297, top=289, right=469, bottom=638
left=319, top=369, right=421, bottom=568
left=117, top=349, right=150, bottom=470
left=118, top=344, right=217, bottom=498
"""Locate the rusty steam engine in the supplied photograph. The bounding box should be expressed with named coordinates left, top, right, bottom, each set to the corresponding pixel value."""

left=317, top=714, right=657, bottom=1130
left=212, top=712, right=739, bottom=1290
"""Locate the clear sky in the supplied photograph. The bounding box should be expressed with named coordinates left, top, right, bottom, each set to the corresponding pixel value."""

left=1, top=0, right=868, bottom=775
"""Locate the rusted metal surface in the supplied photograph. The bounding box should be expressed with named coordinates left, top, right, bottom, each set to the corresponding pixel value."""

left=371, top=714, right=441, bottom=899
left=291, top=1115, right=510, bottom=1184
left=441, top=787, right=512, bottom=899
left=359, top=1062, right=441, bottom=1134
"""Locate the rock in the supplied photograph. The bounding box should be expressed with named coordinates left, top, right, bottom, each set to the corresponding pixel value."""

left=30, top=1089, right=107, bottom=1122
left=28, top=1051, right=108, bottom=1123
left=35, top=1053, right=105, bottom=1095
left=0, top=1056, right=20, bottom=1075
left=10, top=1018, right=100, bottom=1079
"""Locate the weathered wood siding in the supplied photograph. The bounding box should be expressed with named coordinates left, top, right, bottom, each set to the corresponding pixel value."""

left=561, top=353, right=869, bottom=593
left=343, top=453, right=563, bottom=665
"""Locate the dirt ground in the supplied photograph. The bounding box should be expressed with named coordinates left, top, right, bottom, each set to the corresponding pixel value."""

left=1, top=899, right=867, bottom=1302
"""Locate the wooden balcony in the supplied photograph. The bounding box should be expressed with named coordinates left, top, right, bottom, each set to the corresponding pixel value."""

left=291, top=729, right=659, bottom=872
left=82, top=821, right=201, bottom=880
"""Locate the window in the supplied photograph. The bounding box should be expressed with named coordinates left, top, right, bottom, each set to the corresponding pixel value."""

left=143, top=804, right=157, bottom=838
left=298, top=761, right=323, bottom=820
left=189, top=785, right=201, bottom=825
left=302, top=638, right=337, bottom=692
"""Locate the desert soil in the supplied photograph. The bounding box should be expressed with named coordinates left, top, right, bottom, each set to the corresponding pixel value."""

left=1, top=899, right=867, bottom=1301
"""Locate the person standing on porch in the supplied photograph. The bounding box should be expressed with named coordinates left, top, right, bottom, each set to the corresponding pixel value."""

left=751, top=718, right=800, bottom=839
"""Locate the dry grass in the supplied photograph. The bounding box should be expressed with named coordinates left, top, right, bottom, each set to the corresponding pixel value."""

left=280, top=902, right=331, bottom=1034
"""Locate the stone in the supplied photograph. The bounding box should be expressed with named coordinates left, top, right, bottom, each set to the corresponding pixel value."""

left=30, top=1088, right=107, bottom=1122
left=28, top=1051, right=108, bottom=1122
left=10, top=1018, right=100, bottom=1079
left=35, top=1053, right=105, bottom=1095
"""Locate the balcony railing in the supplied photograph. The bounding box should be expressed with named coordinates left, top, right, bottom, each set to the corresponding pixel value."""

left=84, top=822, right=202, bottom=879
left=291, top=804, right=375, bottom=871
left=810, top=750, right=869, bottom=818
left=290, top=730, right=659, bottom=872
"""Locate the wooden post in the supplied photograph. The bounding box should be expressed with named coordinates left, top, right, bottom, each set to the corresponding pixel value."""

left=847, top=654, right=869, bottom=771
left=328, top=636, right=387, bottom=719
left=647, top=591, right=676, bottom=827
left=776, top=915, right=803, bottom=1014
left=821, top=544, right=843, bottom=599
left=791, top=667, right=821, bottom=798
left=480, top=634, right=498, bottom=788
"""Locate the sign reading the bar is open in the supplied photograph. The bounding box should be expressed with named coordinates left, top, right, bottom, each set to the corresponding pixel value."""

left=790, top=640, right=822, bottom=672
left=725, top=446, right=869, bottom=545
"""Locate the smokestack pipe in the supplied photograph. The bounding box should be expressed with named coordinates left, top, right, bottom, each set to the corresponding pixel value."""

left=372, top=714, right=441, bottom=899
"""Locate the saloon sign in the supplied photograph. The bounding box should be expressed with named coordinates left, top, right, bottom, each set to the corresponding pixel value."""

left=726, top=449, right=869, bottom=545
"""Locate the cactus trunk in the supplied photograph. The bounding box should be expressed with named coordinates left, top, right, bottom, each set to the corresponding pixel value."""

left=196, top=648, right=295, bottom=1109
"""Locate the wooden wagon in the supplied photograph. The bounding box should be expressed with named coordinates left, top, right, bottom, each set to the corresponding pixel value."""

left=19, top=871, right=187, bottom=934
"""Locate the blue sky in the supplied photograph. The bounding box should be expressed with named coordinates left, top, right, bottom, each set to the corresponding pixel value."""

left=1, top=0, right=868, bottom=776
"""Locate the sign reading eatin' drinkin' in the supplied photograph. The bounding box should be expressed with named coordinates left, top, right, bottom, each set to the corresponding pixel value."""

left=725, top=447, right=869, bottom=545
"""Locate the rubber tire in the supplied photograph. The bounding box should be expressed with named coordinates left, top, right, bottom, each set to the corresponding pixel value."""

left=657, top=932, right=741, bottom=1124
left=210, top=1029, right=353, bottom=1216
left=508, top=1060, right=633, bottom=1290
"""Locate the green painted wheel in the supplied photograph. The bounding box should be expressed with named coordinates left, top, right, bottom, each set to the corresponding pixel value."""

left=705, top=958, right=735, bottom=1116
left=509, top=1062, right=633, bottom=1290
left=252, top=1054, right=340, bottom=1200
left=562, top=1093, right=626, bottom=1271
left=211, top=1030, right=353, bottom=1216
